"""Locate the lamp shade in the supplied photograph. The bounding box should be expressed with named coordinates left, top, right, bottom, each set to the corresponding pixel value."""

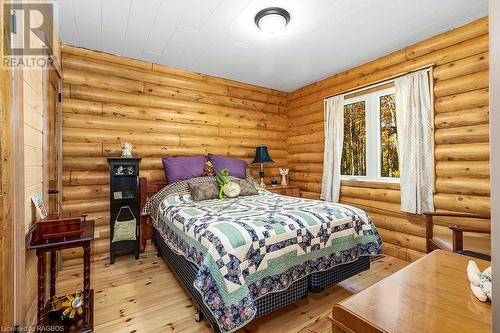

left=252, top=145, right=274, bottom=164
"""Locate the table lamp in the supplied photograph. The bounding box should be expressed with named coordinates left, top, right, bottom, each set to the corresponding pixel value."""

left=252, top=145, right=274, bottom=188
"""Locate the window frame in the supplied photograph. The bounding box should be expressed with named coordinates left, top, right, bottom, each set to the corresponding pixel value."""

left=340, top=86, right=400, bottom=183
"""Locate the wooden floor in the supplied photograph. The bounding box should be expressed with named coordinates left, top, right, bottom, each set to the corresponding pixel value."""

left=56, top=253, right=409, bottom=333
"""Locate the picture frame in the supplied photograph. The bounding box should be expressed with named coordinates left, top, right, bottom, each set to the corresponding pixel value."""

left=31, top=193, right=48, bottom=220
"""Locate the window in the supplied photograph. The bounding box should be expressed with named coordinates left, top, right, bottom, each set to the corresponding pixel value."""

left=341, top=87, right=399, bottom=182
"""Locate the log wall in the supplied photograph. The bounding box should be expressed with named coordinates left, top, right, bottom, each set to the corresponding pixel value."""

left=287, top=17, right=490, bottom=261
left=61, top=17, right=490, bottom=264
left=60, top=46, right=288, bottom=265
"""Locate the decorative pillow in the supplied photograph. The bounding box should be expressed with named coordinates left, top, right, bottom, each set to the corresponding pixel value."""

left=208, top=154, right=248, bottom=179
left=162, top=155, right=205, bottom=184
left=204, top=160, right=216, bottom=177
left=188, top=182, right=219, bottom=201
left=234, top=178, right=259, bottom=196
left=223, top=181, right=241, bottom=198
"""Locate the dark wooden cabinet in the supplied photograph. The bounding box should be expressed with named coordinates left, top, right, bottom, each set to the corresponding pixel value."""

left=108, top=157, right=141, bottom=264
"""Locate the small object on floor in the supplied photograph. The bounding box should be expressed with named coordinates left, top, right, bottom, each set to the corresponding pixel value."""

left=61, top=291, right=84, bottom=320
left=194, top=309, right=204, bottom=322
left=467, top=260, right=492, bottom=302
left=48, top=290, right=84, bottom=321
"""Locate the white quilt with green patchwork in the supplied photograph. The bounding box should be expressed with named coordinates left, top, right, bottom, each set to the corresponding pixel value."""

left=147, top=177, right=382, bottom=332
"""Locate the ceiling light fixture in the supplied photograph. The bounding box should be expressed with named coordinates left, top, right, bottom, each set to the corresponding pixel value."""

left=255, top=7, right=290, bottom=35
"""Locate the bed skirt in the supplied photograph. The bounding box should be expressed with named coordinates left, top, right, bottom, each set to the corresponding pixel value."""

left=308, top=256, right=371, bottom=292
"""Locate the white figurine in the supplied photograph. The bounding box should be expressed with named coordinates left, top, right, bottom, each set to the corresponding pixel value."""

left=116, top=166, right=124, bottom=175
left=467, top=260, right=492, bottom=302
left=279, top=168, right=289, bottom=186
left=121, top=142, right=133, bottom=158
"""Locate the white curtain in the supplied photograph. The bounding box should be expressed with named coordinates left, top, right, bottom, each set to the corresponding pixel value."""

left=395, top=69, right=434, bottom=214
left=321, top=95, right=344, bottom=202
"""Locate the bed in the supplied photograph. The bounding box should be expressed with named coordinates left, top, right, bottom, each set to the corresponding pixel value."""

left=141, top=176, right=381, bottom=333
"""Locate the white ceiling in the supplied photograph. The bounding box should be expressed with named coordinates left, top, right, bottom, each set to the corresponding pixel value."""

left=58, top=0, right=489, bottom=92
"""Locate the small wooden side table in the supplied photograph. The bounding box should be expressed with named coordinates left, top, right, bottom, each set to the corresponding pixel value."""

left=267, top=184, right=301, bottom=197
left=27, top=219, right=95, bottom=332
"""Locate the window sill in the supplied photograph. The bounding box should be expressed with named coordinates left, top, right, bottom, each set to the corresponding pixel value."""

left=341, top=179, right=400, bottom=190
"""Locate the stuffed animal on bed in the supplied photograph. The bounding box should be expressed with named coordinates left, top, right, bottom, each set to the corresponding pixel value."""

left=216, top=168, right=229, bottom=199
left=216, top=168, right=240, bottom=199
left=467, top=260, right=492, bottom=302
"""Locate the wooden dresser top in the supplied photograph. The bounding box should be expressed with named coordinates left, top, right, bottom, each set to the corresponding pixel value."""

left=333, top=250, right=491, bottom=333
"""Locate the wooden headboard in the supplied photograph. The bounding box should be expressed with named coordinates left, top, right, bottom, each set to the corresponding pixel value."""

left=139, top=177, right=166, bottom=252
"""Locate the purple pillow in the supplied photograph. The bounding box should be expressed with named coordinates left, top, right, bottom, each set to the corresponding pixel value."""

left=162, top=155, right=205, bottom=184
left=208, top=154, right=248, bottom=179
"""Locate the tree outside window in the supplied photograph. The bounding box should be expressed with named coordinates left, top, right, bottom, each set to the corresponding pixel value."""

left=341, top=87, right=399, bottom=182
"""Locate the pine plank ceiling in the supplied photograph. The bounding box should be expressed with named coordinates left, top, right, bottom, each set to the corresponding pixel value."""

left=58, top=0, right=488, bottom=92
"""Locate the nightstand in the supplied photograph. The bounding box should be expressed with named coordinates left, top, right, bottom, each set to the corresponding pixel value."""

left=267, top=185, right=301, bottom=197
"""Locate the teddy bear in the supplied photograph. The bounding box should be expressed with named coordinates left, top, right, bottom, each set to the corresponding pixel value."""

left=467, top=260, right=492, bottom=302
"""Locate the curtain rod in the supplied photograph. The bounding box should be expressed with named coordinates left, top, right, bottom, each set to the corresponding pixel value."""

left=325, top=64, right=434, bottom=101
